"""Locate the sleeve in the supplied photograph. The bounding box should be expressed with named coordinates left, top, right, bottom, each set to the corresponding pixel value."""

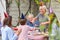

left=1, top=30, right=7, bottom=40
left=46, top=15, right=50, bottom=21
left=7, top=28, right=18, bottom=40
left=35, top=14, right=40, bottom=19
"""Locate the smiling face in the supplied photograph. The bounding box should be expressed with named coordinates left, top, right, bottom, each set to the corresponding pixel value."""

left=39, top=6, right=46, bottom=15
left=29, top=16, right=33, bottom=21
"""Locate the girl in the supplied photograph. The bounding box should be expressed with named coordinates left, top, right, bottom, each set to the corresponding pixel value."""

left=18, top=19, right=35, bottom=40
left=1, top=16, right=21, bottom=40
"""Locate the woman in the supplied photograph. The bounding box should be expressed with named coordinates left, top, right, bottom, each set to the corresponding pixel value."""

left=1, top=16, right=21, bottom=40
left=34, top=6, right=50, bottom=32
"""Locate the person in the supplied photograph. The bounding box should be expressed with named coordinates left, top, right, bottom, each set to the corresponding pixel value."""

left=18, top=19, right=35, bottom=40
left=49, top=12, right=59, bottom=40
left=26, top=14, right=35, bottom=27
left=0, top=16, right=2, bottom=36
left=26, top=14, right=40, bottom=27
left=1, top=16, right=21, bottom=40
left=34, top=6, right=50, bottom=32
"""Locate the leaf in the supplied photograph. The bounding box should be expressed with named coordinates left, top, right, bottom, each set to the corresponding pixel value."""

left=35, top=0, right=40, bottom=5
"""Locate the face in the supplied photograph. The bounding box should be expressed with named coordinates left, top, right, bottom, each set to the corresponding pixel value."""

left=39, top=8, right=46, bottom=15
left=28, top=16, right=33, bottom=21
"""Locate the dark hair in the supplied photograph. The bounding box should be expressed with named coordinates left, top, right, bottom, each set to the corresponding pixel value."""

left=7, top=16, right=12, bottom=27
left=3, top=16, right=12, bottom=27
left=3, top=18, right=8, bottom=26
left=19, top=19, right=27, bottom=25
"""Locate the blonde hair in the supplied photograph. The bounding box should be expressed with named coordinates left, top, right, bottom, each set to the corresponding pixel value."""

left=28, top=14, right=34, bottom=18
left=39, top=6, right=47, bottom=11
left=26, top=14, right=34, bottom=19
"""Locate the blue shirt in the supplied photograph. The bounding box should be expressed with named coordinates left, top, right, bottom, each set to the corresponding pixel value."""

left=26, top=20, right=40, bottom=27
left=34, top=20, right=40, bottom=26
left=1, top=25, right=18, bottom=40
left=26, top=20, right=35, bottom=27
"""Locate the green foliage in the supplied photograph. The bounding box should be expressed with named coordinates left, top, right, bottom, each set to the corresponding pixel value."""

left=34, top=0, right=50, bottom=6
left=15, top=0, right=20, bottom=6
left=34, top=0, right=40, bottom=5
left=42, top=0, right=48, bottom=2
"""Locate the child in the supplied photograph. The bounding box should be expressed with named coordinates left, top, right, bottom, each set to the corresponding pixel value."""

left=18, top=19, right=35, bottom=40
left=26, top=14, right=40, bottom=27
left=1, top=16, right=21, bottom=40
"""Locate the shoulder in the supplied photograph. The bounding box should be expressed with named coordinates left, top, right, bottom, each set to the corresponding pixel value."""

left=45, top=14, right=49, bottom=19
left=4, top=26, right=12, bottom=32
left=36, top=13, right=40, bottom=18
left=1, top=26, right=11, bottom=33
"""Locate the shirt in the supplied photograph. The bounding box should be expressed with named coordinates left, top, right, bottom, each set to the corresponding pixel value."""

left=36, top=14, right=49, bottom=22
left=26, top=20, right=35, bottom=27
left=1, top=25, right=18, bottom=40
left=26, top=20, right=40, bottom=27
left=18, top=25, right=34, bottom=40
left=36, top=14, right=49, bottom=31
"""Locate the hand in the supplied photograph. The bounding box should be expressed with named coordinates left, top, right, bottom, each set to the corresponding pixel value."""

left=40, top=22, right=45, bottom=25
left=16, top=28, right=22, bottom=36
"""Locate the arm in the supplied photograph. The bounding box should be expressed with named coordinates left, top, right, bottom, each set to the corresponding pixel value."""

left=40, top=16, right=50, bottom=25
left=28, top=26, right=36, bottom=31
left=32, top=14, right=40, bottom=22
left=40, top=20, right=50, bottom=25
left=7, top=28, right=18, bottom=40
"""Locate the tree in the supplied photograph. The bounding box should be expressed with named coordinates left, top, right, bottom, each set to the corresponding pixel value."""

left=6, top=0, right=12, bottom=14
left=15, top=0, right=20, bottom=18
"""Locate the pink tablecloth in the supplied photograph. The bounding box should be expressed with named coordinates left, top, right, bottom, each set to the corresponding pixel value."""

left=28, top=35, right=45, bottom=40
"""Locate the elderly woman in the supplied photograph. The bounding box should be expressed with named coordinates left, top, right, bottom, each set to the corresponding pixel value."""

left=34, top=6, right=50, bottom=32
